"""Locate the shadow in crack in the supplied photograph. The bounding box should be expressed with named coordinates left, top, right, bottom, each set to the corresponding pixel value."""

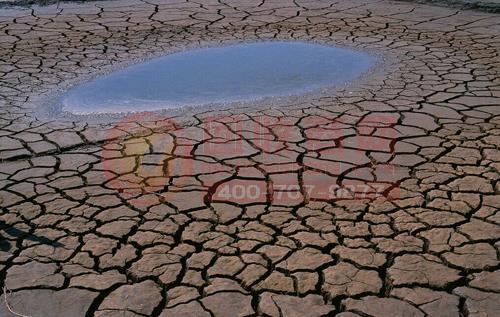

left=0, top=220, right=63, bottom=252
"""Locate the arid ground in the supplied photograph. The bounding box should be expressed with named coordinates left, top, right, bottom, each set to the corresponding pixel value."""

left=0, top=0, right=499, bottom=316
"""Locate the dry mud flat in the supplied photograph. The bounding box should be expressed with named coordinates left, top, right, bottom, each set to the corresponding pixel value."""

left=398, top=0, right=500, bottom=13
left=0, top=0, right=499, bottom=316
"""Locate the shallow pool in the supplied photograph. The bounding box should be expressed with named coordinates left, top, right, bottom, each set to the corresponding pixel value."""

left=58, top=42, right=376, bottom=114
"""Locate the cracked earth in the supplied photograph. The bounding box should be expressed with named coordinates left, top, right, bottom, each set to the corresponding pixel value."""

left=0, top=0, right=499, bottom=316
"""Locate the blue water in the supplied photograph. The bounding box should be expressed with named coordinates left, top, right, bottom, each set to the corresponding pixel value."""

left=59, top=42, right=376, bottom=114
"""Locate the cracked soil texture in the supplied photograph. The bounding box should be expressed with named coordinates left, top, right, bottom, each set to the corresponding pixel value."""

left=0, top=0, right=499, bottom=316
